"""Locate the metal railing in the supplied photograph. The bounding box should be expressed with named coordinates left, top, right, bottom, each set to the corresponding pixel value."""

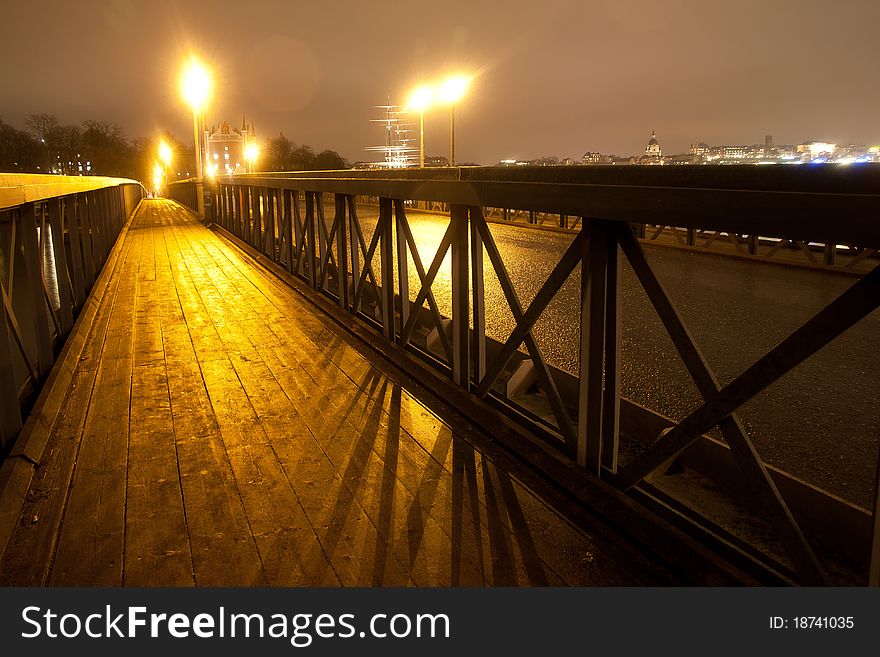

left=0, top=174, right=144, bottom=450
left=177, top=166, right=879, bottom=585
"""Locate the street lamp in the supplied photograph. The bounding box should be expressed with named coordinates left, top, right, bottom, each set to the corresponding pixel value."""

left=439, top=75, right=470, bottom=167
left=244, top=142, right=259, bottom=173
left=180, top=57, right=212, bottom=215
left=407, top=85, right=434, bottom=168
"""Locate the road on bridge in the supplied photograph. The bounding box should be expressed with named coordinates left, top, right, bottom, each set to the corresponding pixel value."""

left=0, top=199, right=667, bottom=587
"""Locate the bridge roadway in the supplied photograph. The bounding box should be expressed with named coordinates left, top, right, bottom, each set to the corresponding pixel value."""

left=0, top=198, right=668, bottom=586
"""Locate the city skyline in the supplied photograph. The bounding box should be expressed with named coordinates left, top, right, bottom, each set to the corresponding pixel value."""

left=2, top=1, right=879, bottom=165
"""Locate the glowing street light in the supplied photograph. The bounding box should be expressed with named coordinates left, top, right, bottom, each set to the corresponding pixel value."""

left=180, top=57, right=212, bottom=215
left=439, top=75, right=470, bottom=167
left=244, top=142, right=259, bottom=173
left=407, top=85, right=434, bottom=167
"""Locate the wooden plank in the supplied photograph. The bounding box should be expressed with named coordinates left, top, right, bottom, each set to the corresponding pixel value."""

left=48, top=228, right=136, bottom=585
left=124, top=363, right=194, bottom=586
left=157, top=221, right=266, bottom=586
left=0, top=368, right=97, bottom=584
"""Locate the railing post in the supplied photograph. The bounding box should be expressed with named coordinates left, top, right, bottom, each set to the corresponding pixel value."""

left=235, top=185, right=242, bottom=238
left=577, top=219, right=608, bottom=474
left=243, top=187, right=252, bottom=245
left=748, top=234, right=758, bottom=255
left=394, top=200, right=409, bottom=338
left=285, top=190, right=295, bottom=275
left=67, top=194, right=87, bottom=308
left=347, top=196, right=361, bottom=310
left=316, top=193, right=327, bottom=287
left=470, top=207, right=486, bottom=384
left=265, top=187, right=276, bottom=259
left=602, top=229, right=621, bottom=473
left=824, top=243, right=836, bottom=266
left=95, top=189, right=108, bottom=265
left=48, top=198, right=74, bottom=333
left=306, top=192, right=318, bottom=289
left=81, top=192, right=97, bottom=288
left=0, top=286, right=23, bottom=448
left=254, top=188, right=264, bottom=251
left=293, top=191, right=304, bottom=277
left=336, top=194, right=349, bottom=309
left=871, top=441, right=880, bottom=586
left=15, top=203, right=53, bottom=376
left=450, top=204, right=470, bottom=387
left=378, top=198, right=394, bottom=340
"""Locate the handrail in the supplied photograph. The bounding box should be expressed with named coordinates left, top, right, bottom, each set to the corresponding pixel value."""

left=0, top=174, right=143, bottom=211
left=221, top=167, right=880, bottom=248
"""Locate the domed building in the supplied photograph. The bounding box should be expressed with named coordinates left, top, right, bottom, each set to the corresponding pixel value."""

left=641, top=130, right=663, bottom=164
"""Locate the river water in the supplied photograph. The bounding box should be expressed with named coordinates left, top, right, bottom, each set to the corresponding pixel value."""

left=349, top=206, right=879, bottom=508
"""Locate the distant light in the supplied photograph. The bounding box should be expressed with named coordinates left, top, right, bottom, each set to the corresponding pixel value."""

left=159, top=141, right=173, bottom=166
left=245, top=142, right=259, bottom=164
left=407, top=85, right=435, bottom=112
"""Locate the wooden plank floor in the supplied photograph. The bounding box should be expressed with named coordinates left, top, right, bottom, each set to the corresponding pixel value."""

left=0, top=199, right=648, bottom=586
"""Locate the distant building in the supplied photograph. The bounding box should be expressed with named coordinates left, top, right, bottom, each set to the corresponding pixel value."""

left=205, top=118, right=254, bottom=176
left=640, top=130, right=662, bottom=164
left=797, top=140, right=836, bottom=160
left=424, top=155, right=450, bottom=167
left=582, top=151, right=611, bottom=164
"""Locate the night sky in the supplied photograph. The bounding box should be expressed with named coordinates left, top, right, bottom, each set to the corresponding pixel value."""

left=2, top=0, right=879, bottom=164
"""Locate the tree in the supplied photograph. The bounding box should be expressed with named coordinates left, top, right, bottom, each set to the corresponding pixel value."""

left=81, top=120, right=133, bottom=176
left=290, top=144, right=316, bottom=171
left=0, top=118, right=42, bottom=172
left=266, top=133, right=293, bottom=171
left=24, top=113, right=59, bottom=171
left=313, top=149, right=348, bottom=170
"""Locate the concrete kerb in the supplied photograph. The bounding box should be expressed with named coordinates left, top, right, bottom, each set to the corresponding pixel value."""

left=0, top=198, right=144, bottom=559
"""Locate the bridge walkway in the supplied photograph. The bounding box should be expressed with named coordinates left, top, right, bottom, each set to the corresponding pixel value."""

left=0, top=199, right=663, bottom=586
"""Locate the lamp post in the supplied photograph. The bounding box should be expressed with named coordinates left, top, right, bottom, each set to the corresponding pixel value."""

left=439, top=75, right=469, bottom=167
left=407, top=85, right=434, bottom=168
left=181, top=58, right=211, bottom=216
left=152, top=162, right=164, bottom=196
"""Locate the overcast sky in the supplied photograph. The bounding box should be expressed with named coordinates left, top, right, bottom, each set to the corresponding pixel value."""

left=2, top=0, right=878, bottom=164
